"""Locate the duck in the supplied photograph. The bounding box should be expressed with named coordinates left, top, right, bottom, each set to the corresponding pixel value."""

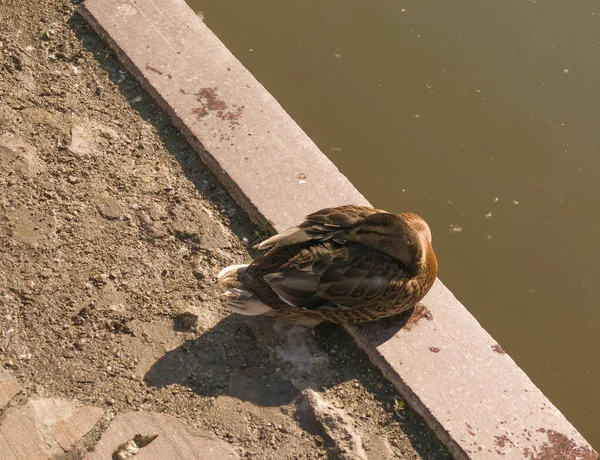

left=217, top=205, right=437, bottom=325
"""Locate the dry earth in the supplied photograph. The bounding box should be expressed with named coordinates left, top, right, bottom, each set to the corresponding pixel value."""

left=0, top=1, right=451, bottom=459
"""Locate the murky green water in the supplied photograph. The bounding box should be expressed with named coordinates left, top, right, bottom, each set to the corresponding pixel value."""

left=187, top=0, right=600, bottom=447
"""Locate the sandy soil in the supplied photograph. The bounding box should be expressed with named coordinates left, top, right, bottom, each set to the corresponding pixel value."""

left=0, top=1, right=450, bottom=458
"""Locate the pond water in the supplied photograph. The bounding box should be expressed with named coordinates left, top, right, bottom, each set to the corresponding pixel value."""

left=187, top=0, right=600, bottom=447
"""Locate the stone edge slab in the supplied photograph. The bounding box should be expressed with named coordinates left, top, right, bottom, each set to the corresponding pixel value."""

left=77, top=1, right=598, bottom=458
left=85, top=411, right=238, bottom=459
left=0, top=368, right=20, bottom=410
left=0, top=396, right=104, bottom=459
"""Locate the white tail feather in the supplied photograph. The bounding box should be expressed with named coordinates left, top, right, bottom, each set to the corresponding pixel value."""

left=218, top=266, right=272, bottom=317
left=223, top=289, right=272, bottom=316
left=217, top=264, right=249, bottom=280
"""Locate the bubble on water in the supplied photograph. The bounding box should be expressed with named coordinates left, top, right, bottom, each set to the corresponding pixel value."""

left=512, top=200, right=520, bottom=205
left=485, top=212, right=492, bottom=218
left=449, top=225, right=462, bottom=234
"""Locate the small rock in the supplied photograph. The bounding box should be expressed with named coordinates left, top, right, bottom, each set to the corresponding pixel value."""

left=96, top=196, right=123, bottom=220
left=113, top=434, right=158, bottom=460
left=113, top=439, right=139, bottom=459
left=66, top=119, right=94, bottom=156
left=299, top=389, right=367, bottom=460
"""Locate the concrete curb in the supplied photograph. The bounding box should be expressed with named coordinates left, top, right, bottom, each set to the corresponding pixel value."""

left=78, top=0, right=597, bottom=458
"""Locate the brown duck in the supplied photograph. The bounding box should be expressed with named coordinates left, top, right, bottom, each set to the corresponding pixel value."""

left=218, top=205, right=437, bottom=325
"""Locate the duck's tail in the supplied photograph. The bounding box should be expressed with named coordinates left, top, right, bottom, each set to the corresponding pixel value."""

left=217, top=265, right=273, bottom=316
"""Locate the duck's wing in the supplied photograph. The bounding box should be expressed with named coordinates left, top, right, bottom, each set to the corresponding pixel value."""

left=261, top=243, right=411, bottom=311
left=258, top=243, right=331, bottom=309
left=316, top=245, right=413, bottom=309
left=255, top=205, right=382, bottom=250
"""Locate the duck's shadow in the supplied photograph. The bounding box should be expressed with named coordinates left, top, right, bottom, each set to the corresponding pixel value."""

left=142, top=307, right=448, bottom=458
left=145, top=314, right=299, bottom=407
left=144, top=305, right=427, bottom=405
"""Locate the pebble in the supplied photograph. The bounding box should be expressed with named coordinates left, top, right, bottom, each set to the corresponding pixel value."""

left=192, top=268, right=206, bottom=280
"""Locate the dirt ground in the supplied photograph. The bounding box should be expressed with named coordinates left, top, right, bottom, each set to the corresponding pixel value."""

left=0, top=1, right=451, bottom=458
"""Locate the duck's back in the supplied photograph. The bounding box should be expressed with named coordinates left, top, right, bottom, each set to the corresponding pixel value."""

left=246, top=240, right=420, bottom=322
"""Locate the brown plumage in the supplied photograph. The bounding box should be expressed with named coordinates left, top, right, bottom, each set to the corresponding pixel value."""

left=217, top=205, right=437, bottom=325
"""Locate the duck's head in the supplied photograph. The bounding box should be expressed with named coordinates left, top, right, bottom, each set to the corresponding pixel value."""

left=350, top=212, right=433, bottom=276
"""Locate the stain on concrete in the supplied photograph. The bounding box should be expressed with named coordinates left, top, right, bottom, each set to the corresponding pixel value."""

left=465, top=423, right=476, bottom=437
left=144, top=64, right=163, bottom=75
left=495, top=434, right=515, bottom=448
left=522, top=429, right=598, bottom=460
left=192, top=87, right=244, bottom=124
left=492, top=344, right=506, bottom=354
left=429, top=347, right=440, bottom=353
